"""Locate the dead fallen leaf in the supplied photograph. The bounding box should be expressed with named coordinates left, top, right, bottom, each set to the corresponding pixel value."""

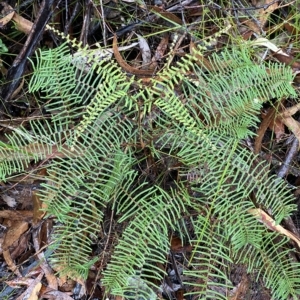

left=2, top=220, right=28, bottom=275
left=272, top=53, right=300, bottom=70
left=149, top=6, right=183, bottom=26
left=249, top=208, right=300, bottom=247
left=170, top=236, right=183, bottom=252
left=40, top=289, right=74, bottom=300
left=280, top=103, right=300, bottom=118
left=11, top=233, right=29, bottom=260
left=2, top=194, right=17, bottom=207
left=241, top=0, right=278, bottom=34
left=252, top=0, right=278, bottom=30
left=3, top=220, right=29, bottom=251
left=113, top=35, right=155, bottom=76
left=229, top=273, right=249, bottom=300
left=250, top=37, right=300, bottom=70
left=255, top=101, right=285, bottom=154
left=6, top=277, right=35, bottom=288
left=27, top=282, right=42, bottom=300
left=16, top=272, right=43, bottom=300
left=0, top=210, right=33, bottom=221
left=12, top=12, right=33, bottom=35
left=0, top=2, right=33, bottom=34
left=261, top=110, right=285, bottom=141
left=251, top=37, right=289, bottom=56
left=284, top=18, right=298, bottom=35
left=170, top=235, right=193, bottom=252
left=175, top=289, right=184, bottom=300
left=32, top=191, right=46, bottom=225
left=136, top=34, right=151, bottom=67
left=278, top=102, right=300, bottom=144
left=32, top=230, right=58, bottom=291
left=0, top=2, right=14, bottom=26
left=254, top=118, right=267, bottom=154
left=150, top=34, right=169, bottom=70
left=280, top=116, right=300, bottom=145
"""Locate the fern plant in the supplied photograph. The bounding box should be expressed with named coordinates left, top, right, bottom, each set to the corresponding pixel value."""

left=0, top=35, right=299, bottom=299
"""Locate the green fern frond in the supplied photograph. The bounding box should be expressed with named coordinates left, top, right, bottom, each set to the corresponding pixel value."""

left=235, top=232, right=300, bottom=299
left=0, top=117, right=79, bottom=180
left=151, top=46, right=296, bottom=140
left=152, top=127, right=298, bottom=297
left=174, top=131, right=295, bottom=222
left=29, top=43, right=76, bottom=94
left=103, top=187, right=187, bottom=298
left=184, top=212, right=233, bottom=299
left=0, top=34, right=295, bottom=299
left=29, top=42, right=133, bottom=148
left=38, top=114, right=136, bottom=279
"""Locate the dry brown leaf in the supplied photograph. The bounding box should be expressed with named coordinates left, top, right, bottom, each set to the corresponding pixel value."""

left=12, top=12, right=33, bottom=34
left=0, top=2, right=33, bottom=34
left=229, top=273, right=249, bottom=300
left=5, top=269, right=44, bottom=289
left=249, top=208, right=300, bottom=247
left=281, top=103, right=300, bottom=118
left=32, top=191, right=46, bottom=225
left=175, top=289, right=184, bottom=300
left=0, top=210, right=33, bottom=221
left=32, top=230, right=58, bottom=291
left=149, top=6, right=183, bottom=25
left=0, top=2, right=14, bottom=26
left=170, top=236, right=183, bottom=252
left=2, top=220, right=28, bottom=275
left=59, top=278, right=76, bottom=292
left=26, top=282, right=42, bottom=300
left=270, top=118, right=285, bottom=141
left=150, top=34, right=169, bottom=69
left=242, top=0, right=278, bottom=34
left=255, top=102, right=285, bottom=154
left=40, top=289, right=74, bottom=300
left=6, top=277, right=35, bottom=288
left=282, top=117, right=300, bottom=141
left=279, top=116, right=300, bottom=145
left=261, top=110, right=285, bottom=141
left=2, top=249, right=22, bottom=276
left=113, top=35, right=155, bottom=76
left=38, top=219, right=53, bottom=250
left=251, top=37, right=300, bottom=70
left=1, top=194, right=17, bottom=207
left=136, top=34, right=151, bottom=67
left=16, top=272, right=43, bottom=300
left=273, top=53, right=300, bottom=70
left=3, top=220, right=29, bottom=250
left=170, top=236, right=193, bottom=253
left=284, top=19, right=298, bottom=35
left=252, top=0, right=278, bottom=29
left=11, top=233, right=29, bottom=260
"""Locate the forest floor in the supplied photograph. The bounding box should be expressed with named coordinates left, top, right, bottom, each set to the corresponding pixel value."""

left=0, top=0, right=300, bottom=299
